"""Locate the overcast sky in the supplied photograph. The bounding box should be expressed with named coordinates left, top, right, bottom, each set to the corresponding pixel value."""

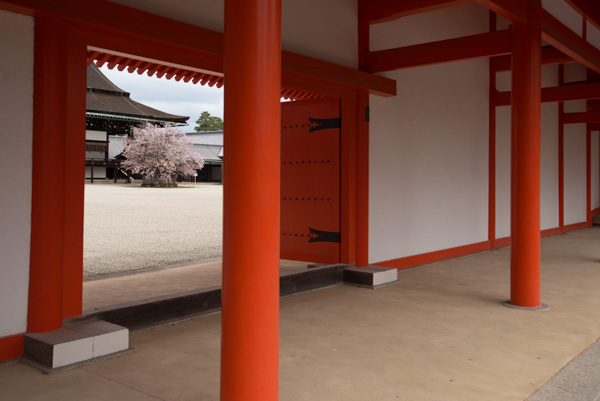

left=99, top=65, right=224, bottom=132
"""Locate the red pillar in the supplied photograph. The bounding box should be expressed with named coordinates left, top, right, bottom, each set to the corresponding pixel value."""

left=221, top=1, right=281, bottom=400
left=509, top=0, right=543, bottom=308
left=356, top=90, right=370, bottom=267
left=63, top=31, right=87, bottom=319
left=28, top=15, right=67, bottom=332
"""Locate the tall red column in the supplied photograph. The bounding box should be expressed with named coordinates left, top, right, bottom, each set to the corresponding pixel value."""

left=221, top=1, right=281, bottom=400
left=28, top=15, right=67, bottom=332
left=63, top=30, right=87, bottom=319
left=509, top=0, right=544, bottom=308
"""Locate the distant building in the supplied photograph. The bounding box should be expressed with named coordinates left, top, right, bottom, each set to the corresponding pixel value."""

left=85, top=63, right=189, bottom=181
left=186, top=131, right=223, bottom=182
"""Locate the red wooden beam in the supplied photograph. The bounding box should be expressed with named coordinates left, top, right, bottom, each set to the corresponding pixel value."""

left=491, top=46, right=574, bottom=72
left=0, top=0, right=396, bottom=97
left=359, top=0, right=473, bottom=24
left=563, top=111, right=600, bottom=124
left=542, top=9, right=600, bottom=74
left=565, top=0, right=600, bottom=30
left=475, top=0, right=526, bottom=23
left=589, top=123, right=600, bottom=130
left=366, top=29, right=511, bottom=73
left=282, top=51, right=396, bottom=96
left=494, top=81, right=600, bottom=106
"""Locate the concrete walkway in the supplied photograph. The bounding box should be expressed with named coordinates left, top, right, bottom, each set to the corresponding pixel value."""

left=3, top=227, right=600, bottom=400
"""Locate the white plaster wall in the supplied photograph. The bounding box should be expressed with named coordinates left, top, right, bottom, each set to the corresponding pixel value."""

left=369, top=59, right=489, bottom=263
left=592, top=132, right=600, bottom=211
left=0, top=10, right=33, bottom=338
left=540, top=102, right=560, bottom=230
left=495, top=66, right=559, bottom=237
left=495, top=105, right=511, bottom=239
left=86, top=130, right=107, bottom=141
left=86, top=151, right=106, bottom=160
left=542, top=0, right=582, bottom=37
left=541, top=66, right=559, bottom=230
left=564, top=62, right=587, bottom=83
left=587, top=22, right=600, bottom=52
left=86, top=167, right=107, bottom=179
left=108, top=0, right=358, bottom=68
left=564, top=124, right=587, bottom=225
left=370, top=3, right=488, bottom=51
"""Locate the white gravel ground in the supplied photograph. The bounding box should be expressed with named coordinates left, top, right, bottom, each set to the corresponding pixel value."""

left=84, top=183, right=223, bottom=278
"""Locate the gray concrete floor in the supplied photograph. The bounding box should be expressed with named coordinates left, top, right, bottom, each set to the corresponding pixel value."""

left=3, top=227, right=600, bottom=401
left=82, top=259, right=310, bottom=312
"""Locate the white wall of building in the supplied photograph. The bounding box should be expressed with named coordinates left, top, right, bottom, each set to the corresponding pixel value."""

left=0, top=10, right=33, bottom=338
left=369, top=58, right=489, bottom=263
left=542, top=0, right=582, bottom=37
left=86, top=130, right=107, bottom=141
left=86, top=166, right=107, bottom=179
left=540, top=66, right=560, bottom=231
left=368, top=5, right=489, bottom=264
left=495, top=105, right=511, bottom=239
left=108, top=0, right=358, bottom=68
left=592, top=132, right=600, bottom=211
left=562, top=63, right=588, bottom=225
left=86, top=151, right=106, bottom=160
left=564, top=124, right=587, bottom=225
left=587, top=22, right=600, bottom=52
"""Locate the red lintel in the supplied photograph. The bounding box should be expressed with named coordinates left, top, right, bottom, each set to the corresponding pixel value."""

left=542, top=9, right=600, bottom=74
left=282, top=51, right=396, bottom=97
left=491, top=46, right=574, bottom=72
left=366, top=29, right=511, bottom=73
left=0, top=0, right=395, bottom=97
left=494, top=81, right=600, bottom=106
left=563, top=111, right=600, bottom=124
left=359, top=0, right=473, bottom=25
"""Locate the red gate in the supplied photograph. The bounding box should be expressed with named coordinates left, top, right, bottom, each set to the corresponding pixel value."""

left=280, top=97, right=341, bottom=264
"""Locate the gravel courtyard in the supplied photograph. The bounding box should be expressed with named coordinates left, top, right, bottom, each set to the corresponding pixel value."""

left=84, top=183, right=223, bottom=279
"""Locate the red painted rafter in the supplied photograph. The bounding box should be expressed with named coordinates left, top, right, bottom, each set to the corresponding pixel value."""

left=542, top=9, right=600, bottom=74
left=494, top=81, right=600, bottom=106
left=475, top=0, right=526, bottom=23
left=366, top=29, right=511, bottom=73
left=359, top=0, right=473, bottom=24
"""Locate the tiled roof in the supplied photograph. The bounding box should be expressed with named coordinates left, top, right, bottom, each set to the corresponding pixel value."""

left=87, top=64, right=189, bottom=124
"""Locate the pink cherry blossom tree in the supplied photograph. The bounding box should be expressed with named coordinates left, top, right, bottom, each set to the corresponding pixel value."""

left=121, top=123, right=205, bottom=187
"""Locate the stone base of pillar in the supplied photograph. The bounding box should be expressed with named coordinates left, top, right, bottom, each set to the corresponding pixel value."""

left=23, top=320, right=129, bottom=373
left=343, top=266, right=398, bottom=288
left=502, top=301, right=550, bottom=311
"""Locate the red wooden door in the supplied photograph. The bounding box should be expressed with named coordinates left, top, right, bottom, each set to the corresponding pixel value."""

left=280, top=97, right=341, bottom=264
